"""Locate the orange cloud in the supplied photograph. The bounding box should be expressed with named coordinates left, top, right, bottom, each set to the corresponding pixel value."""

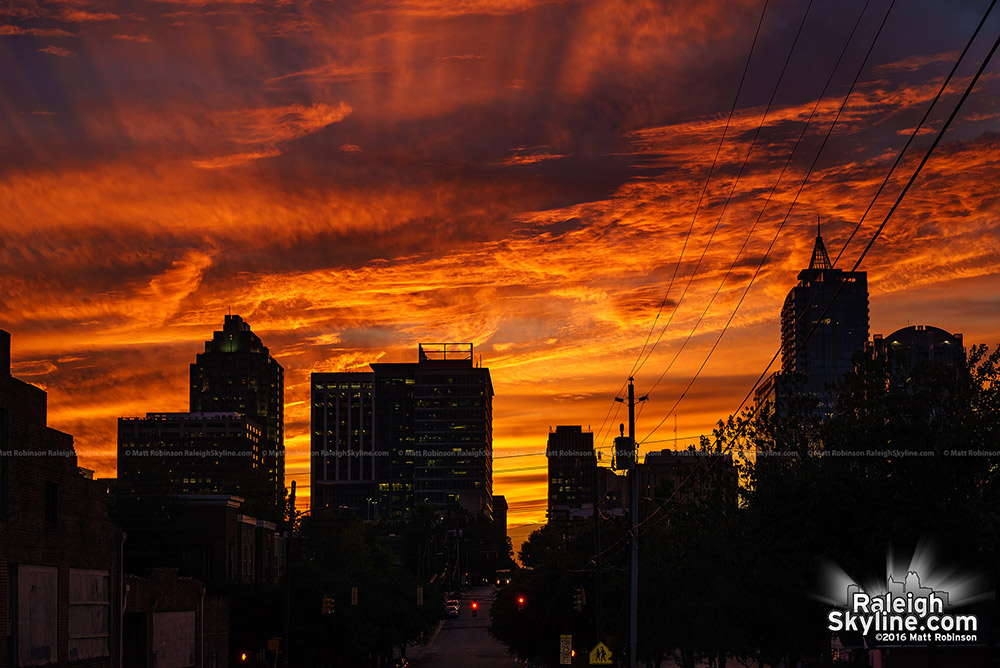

left=2, top=0, right=1000, bottom=528
left=38, top=45, right=74, bottom=56
left=112, top=33, right=152, bottom=43
left=0, top=25, right=73, bottom=36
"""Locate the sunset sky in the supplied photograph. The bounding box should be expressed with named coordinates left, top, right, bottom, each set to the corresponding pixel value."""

left=2, top=0, right=999, bottom=538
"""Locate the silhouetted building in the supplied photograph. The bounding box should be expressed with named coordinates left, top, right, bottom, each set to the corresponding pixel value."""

left=638, top=449, right=737, bottom=505
left=0, top=330, right=120, bottom=668
left=191, top=315, right=284, bottom=516
left=118, top=412, right=266, bottom=503
left=310, top=372, right=377, bottom=516
left=758, top=226, right=869, bottom=414
left=597, top=467, right=627, bottom=516
left=546, top=426, right=596, bottom=522
left=781, top=227, right=869, bottom=390
left=377, top=343, right=494, bottom=518
left=492, top=494, right=508, bottom=539
left=122, top=568, right=207, bottom=668
left=868, top=325, right=965, bottom=369
left=310, top=344, right=494, bottom=519
left=119, top=494, right=282, bottom=589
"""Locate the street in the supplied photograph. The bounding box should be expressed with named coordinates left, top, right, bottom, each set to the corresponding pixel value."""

left=407, top=586, right=522, bottom=668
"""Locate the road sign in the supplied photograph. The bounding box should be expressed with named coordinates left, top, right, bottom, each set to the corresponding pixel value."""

left=267, top=638, right=281, bottom=652
left=589, top=642, right=613, bottom=665
left=559, top=635, right=572, bottom=665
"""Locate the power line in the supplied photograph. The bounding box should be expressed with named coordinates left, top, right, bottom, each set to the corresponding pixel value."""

left=638, top=0, right=893, bottom=444
left=634, top=0, right=1000, bottom=543
left=590, top=0, right=1000, bottom=565
left=627, top=0, right=818, bottom=384
left=698, top=0, right=1000, bottom=449
left=628, top=0, right=772, bottom=379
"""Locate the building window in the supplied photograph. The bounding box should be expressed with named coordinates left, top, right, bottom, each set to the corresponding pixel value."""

left=44, top=482, right=57, bottom=528
left=68, top=569, right=111, bottom=660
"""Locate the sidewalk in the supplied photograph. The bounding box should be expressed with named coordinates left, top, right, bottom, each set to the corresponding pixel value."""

left=400, top=619, right=445, bottom=662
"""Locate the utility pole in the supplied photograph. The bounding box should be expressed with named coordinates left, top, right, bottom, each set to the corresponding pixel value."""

left=281, top=480, right=295, bottom=668
left=617, top=378, right=646, bottom=668
left=593, top=445, right=602, bottom=642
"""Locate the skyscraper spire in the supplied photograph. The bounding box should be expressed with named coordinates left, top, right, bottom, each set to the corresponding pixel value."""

left=809, top=218, right=832, bottom=270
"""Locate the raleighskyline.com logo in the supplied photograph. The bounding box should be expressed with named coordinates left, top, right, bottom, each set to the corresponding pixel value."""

left=827, top=572, right=979, bottom=645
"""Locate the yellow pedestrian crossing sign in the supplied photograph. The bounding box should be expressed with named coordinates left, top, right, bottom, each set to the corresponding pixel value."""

left=589, top=642, right=612, bottom=665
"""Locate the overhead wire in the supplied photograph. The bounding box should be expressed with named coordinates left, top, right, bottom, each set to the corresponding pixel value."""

left=637, top=0, right=893, bottom=444
left=626, top=0, right=817, bottom=384
left=627, top=0, right=773, bottom=380
left=631, top=0, right=1000, bottom=545
left=591, top=0, right=1000, bottom=564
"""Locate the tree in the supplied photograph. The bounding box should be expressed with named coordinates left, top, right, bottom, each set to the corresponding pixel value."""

left=289, top=509, right=440, bottom=667
left=730, top=345, right=1000, bottom=665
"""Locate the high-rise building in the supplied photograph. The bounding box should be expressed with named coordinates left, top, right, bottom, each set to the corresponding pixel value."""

left=777, top=225, right=869, bottom=407
left=374, top=343, right=493, bottom=518
left=310, top=343, right=494, bottom=519
left=190, top=315, right=284, bottom=514
left=546, top=426, right=596, bottom=522
left=310, top=372, right=377, bottom=515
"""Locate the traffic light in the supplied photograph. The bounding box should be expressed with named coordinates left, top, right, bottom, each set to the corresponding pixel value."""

left=471, top=600, right=478, bottom=617
left=574, top=588, right=586, bottom=611
left=322, top=595, right=335, bottom=615
left=517, top=595, right=525, bottom=611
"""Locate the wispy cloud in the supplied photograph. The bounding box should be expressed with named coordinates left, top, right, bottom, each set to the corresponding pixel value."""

left=38, top=45, right=74, bottom=56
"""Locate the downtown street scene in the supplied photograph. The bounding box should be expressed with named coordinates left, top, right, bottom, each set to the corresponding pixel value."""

left=3, top=1, right=1000, bottom=667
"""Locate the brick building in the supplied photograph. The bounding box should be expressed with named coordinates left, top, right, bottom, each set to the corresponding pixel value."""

left=0, top=330, right=121, bottom=668
left=120, top=495, right=281, bottom=589
left=123, top=569, right=205, bottom=668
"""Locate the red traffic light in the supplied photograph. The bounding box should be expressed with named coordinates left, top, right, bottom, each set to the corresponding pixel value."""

left=471, top=601, right=478, bottom=609
left=518, top=596, right=524, bottom=604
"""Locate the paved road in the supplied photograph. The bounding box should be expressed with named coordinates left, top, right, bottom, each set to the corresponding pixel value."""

left=407, top=586, right=522, bottom=668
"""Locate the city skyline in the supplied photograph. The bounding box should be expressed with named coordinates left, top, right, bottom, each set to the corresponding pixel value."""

left=3, top=0, right=1000, bottom=531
